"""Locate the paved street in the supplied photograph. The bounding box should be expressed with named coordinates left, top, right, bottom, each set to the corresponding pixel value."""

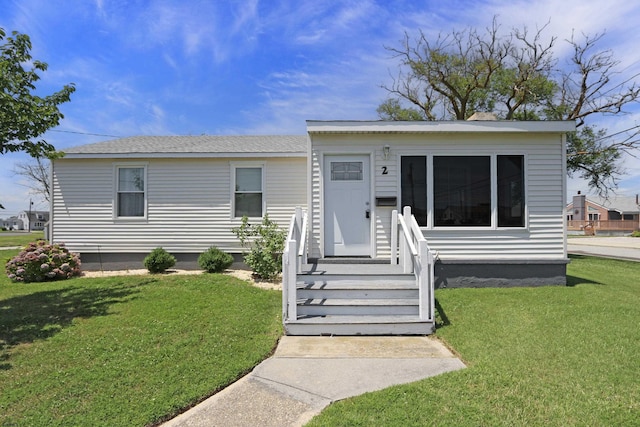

left=567, top=236, right=640, bottom=261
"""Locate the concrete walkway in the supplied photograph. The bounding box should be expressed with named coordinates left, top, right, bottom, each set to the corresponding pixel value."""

left=567, top=236, right=640, bottom=261
left=162, top=336, right=465, bottom=427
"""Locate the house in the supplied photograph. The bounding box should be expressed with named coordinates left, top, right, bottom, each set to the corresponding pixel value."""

left=1, top=216, right=23, bottom=231
left=1, top=211, right=49, bottom=231
left=567, top=192, right=639, bottom=234
left=17, top=211, right=50, bottom=231
left=51, top=119, right=574, bottom=287
left=52, top=120, right=575, bottom=335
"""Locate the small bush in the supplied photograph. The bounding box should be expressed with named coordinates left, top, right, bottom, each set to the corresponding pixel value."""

left=143, top=247, right=176, bottom=273
left=6, top=241, right=81, bottom=283
left=198, top=246, right=234, bottom=273
left=631, top=230, right=640, bottom=238
left=232, top=215, right=286, bottom=280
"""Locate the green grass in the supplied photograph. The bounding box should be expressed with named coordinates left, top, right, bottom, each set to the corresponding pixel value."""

left=307, top=255, right=640, bottom=427
left=0, top=259, right=282, bottom=426
left=0, top=231, right=44, bottom=247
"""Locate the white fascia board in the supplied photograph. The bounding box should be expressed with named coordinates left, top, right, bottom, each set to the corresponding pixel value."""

left=306, top=120, right=576, bottom=134
left=62, top=152, right=307, bottom=159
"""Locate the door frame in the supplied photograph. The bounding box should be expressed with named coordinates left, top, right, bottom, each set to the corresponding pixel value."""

left=320, top=152, right=375, bottom=258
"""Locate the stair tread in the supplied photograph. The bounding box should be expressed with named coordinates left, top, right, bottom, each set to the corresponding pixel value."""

left=289, top=314, right=430, bottom=324
left=297, top=282, right=417, bottom=289
left=299, top=298, right=418, bottom=306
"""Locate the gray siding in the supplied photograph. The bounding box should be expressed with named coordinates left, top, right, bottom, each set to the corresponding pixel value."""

left=52, top=157, right=307, bottom=254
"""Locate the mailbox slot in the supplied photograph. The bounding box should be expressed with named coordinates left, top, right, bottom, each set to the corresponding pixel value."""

left=375, top=197, right=397, bottom=207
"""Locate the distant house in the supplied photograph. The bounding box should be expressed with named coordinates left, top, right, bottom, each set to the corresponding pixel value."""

left=567, top=192, right=639, bottom=234
left=17, top=211, right=50, bottom=231
left=1, top=216, right=23, bottom=231
left=51, top=119, right=575, bottom=288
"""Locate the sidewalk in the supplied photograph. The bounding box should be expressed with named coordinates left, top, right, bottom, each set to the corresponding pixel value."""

left=162, top=336, right=465, bottom=427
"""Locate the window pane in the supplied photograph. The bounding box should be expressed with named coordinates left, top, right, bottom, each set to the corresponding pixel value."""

left=235, top=193, right=263, bottom=217
left=118, top=168, right=144, bottom=192
left=401, top=156, right=427, bottom=226
left=118, top=193, right=144, bottom=217
left=497, top=155, right=525, bottom=227
left=236, top=168, right=262, bottom=191
left=434, top=156, right=490, bottom=226
left=331, top=162, right=363, bottom=181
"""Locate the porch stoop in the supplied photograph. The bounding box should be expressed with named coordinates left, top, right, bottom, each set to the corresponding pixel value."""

left=283, top=260, right=436, bottom=336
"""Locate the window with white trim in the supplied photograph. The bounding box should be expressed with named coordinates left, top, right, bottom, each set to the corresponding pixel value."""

left=434, top=156, right=491, bottom=226
left=401, top=156, right=427, bottom=226
left=234, top=166, right=263, bottom=217
left=400, top=154, right=526, bottom=228
left=116, top=166, right=146, bottom=218
left=497, top=155, right=525, bottom=227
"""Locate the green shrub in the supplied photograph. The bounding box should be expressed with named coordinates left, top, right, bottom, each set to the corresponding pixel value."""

left=143, top=247, right=176, bottom=273
left=631, top=230, right=640, bottom=237
left=6, top=240, right=81, bottom=283
left=198, top=246, right=234, bottom=273
left=232, top=215, right=286, bottom=280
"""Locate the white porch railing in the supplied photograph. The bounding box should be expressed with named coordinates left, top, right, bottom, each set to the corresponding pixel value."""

left=282, top=206, right=307, bottom=322
left=390, top=206, right=436, bottom=322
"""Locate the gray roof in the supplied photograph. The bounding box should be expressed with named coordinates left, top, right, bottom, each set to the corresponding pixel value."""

left=63, top=135, right=308, bottom=158
left=589, top=195, right=639, bottom=214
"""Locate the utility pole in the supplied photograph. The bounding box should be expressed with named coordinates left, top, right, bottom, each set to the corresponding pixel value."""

left=28, top=199, right=33, bottom=232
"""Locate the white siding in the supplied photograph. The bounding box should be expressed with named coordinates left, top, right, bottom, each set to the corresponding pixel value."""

left=309, top=132, right=566, bottom=261
left=52, top=157, right=307, bottom=253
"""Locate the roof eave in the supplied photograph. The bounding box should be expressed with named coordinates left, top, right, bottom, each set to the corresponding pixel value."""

left=61, top=152, right=308, bottom=159
left=306, top=120, right=576, bottom=134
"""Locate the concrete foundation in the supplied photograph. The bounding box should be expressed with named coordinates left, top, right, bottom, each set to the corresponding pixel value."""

left=79, top=252, right=245, bottom=271
left=434, top=259, right=569, bottom=288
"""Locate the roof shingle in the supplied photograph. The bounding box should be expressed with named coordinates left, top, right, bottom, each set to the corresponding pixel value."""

left=63, top=135, right=308, bottom=156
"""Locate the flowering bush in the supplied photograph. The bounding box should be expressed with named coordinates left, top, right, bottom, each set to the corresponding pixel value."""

left=5, top=241, right=81, bottom=283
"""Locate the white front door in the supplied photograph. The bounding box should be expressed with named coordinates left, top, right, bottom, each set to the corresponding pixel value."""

left=324, top=155, right=371, bottom=256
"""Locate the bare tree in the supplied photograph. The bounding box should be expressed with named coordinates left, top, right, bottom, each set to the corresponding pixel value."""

left=13, top=157, right=50, bottom=202
left=379, top=18, right=640, bottom=196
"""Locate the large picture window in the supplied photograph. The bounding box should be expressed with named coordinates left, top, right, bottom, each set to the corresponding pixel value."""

left=401, top=156, right=427, bottom=226
left=116, top=166, right=145, bottom=217
left=434, top=156, right=491, bottom=226
left=497, top=155, right=525, bottom=227
left=234, top=166, right=263, bottom=217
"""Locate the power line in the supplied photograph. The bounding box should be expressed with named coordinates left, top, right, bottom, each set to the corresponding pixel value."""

left=50, top=129, right=122, bottom=138
left=593, top=123, right=640, bottom=143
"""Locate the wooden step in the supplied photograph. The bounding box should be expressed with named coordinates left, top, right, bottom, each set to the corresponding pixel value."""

left=297, top=282, right=418, bottom=300
left=284, top=315, right=435, bottom=336
left=297, top=298, right=418, bottom=316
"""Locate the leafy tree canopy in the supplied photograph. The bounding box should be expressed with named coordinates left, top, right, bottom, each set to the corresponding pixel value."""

left=379, top=18, right=640, bottom=196
left=0, top=28, right=75, bottom=158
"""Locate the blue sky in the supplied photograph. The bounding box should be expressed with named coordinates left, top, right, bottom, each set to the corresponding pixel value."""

left=1, top=0, right=640, bottom=217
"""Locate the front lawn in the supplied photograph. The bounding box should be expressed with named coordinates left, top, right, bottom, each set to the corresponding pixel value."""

left=0, top=231, right=44, bottom=247
left=0, top=262, right=282, bottom=426
left=308, top=255, right=640, bottom=426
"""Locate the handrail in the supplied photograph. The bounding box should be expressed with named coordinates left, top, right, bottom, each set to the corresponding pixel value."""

left=282, top=206, right=307, bottom=323
left=391, top=206, right=435, bottom=323
left=397, top=214, right=418, bottom=256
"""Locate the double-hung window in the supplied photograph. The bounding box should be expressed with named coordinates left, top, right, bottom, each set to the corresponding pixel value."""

left=116, top=165, right=146, bottom=218
left=233, top=165, right=263, bottom=217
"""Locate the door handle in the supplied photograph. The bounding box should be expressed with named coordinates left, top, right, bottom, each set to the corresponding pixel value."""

left=365, top=209, right=370, bottom=219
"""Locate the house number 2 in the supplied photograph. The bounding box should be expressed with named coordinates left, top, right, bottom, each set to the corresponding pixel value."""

left=381, top=166, right=388, bottom=175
